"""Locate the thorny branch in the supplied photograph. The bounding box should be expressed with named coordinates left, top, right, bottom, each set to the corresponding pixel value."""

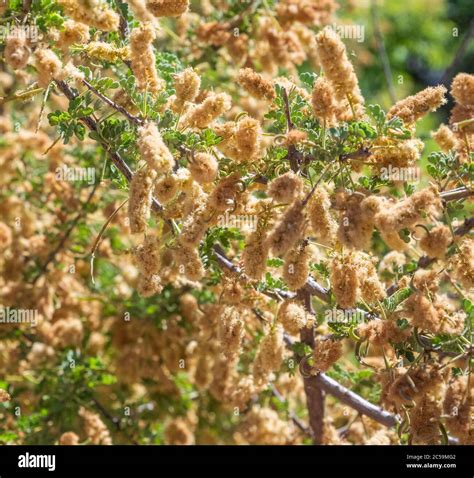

left=82, top=79, right=144, bottom=125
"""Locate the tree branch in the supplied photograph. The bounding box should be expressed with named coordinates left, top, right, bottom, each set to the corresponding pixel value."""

left=55, top=80, right=163, bottom=215
left=82, top=79, right=143, bottom=125
left=299, top=288, right=325, bottom=444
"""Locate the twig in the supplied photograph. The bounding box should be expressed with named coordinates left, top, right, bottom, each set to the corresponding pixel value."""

left=91, top=397, right=138, bottom=445
left=370, top=0, right=396, bottom=104
left=281, top=88, right=301, bottom=173
left=271, top=386, right=310, bottom=435
left=82, top=79, right=143, bottom=125
left=440, top=186, right=474, bottom=202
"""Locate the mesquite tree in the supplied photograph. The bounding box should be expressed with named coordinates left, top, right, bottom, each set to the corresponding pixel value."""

left=0, top=0, right=473, bottom=446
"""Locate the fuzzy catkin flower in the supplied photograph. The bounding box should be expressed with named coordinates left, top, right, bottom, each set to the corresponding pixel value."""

left=212, top=121, right=236, bottom=156
left=154, top=175, right=178, bottom=203
left=357, top=319, right=408, bottom=346
left=284, top=129, right=308, bottom=146
left=315, top=27, right=365, bottom=117
left=253, top=325, right=285, bottom=387
left=242, top=231, right=270, bottom=280
left=34, top=49, right=62, bottom=88
left=173, top=67, right=201, bottom=111
left=0, top=222, right=12, bottom=251
left=234, top=117, right=262, bottom=160
left=283, top=241, right=313, bottom=290
left=387, top=85, right=447, bottom=125
left=267, top=200, right=306, bottom=256
left=449, top=74, right=474, bottom=137
left=410, top=396, right=442, bottom=444
left=356, top=253, right=386, bottom=304
left=174, top=241, right=205, bottom=281
left=197, top=21, right=232, bottom=47
left=132, top=236, right=161, bottom=276
left=371, top=138, right=424, bottom=169
left=79, top=407, right=112, bottom=445
left=450, top=238, right=474, bottom=289
left=311, top=76, right=338, bottom=127
left=59, top=432, right=79, bottom=445
left=130, top=23, right=163, bottom=95
left=137, top=273, right=163, bottom=297
left=262, top=23, right=306, bottom=69
left=378, top=251, right=406, bottom=276
left=443, top=376, right=471, bottom=442
left=412, top=269, right=440, bottom=294
left=0, top=389, right=11, bottom=402
left=236, top=405, right=295, bottom=445
left=336, top=192, right=377, bottom=250
left=450, top=73, right=474, bottom=107
left=128, top=168, right=156, bottom=234
left=307, top=186, right=337, bottom=244
left=126, top=0, right=157, bottom=22
left=227, top=34, right=249, bottom=64
left=182, top=93, right=232, bottom=128
left=138, top=122, right=175, bottom=174
left=58, top=20, right=90, bottom=49
left=311, top=337, right=342, bottom=373
left=267, top=171, right=303, bottom=204
left=208, top=172, right=241, bottom=212
left=51, top=318, right=84, bottom=348
left=330, top=253, right=359, bottom=309
left=374, top=187, right=442, bottom=251
left=218, top=306, right=244, bottom=359
left=59, top=0, right=119, bottom=31
left=4, top=32, right=30, bottom=70
left=237, top=68, right=276, bottom=102
left=188, top=152, right=218, bottom=184
left=277, top=300, right=306, bottom=336
left=276, top=0, right=338, bottom=26
left=146, top=0, right=189, bottom=17
left=179, top=199, right=217, bottom=247
left=419, top=225, right=451, bottom=259
left=229, top=375, right=257, bottom=409
left=164, top=418, right=194, bottom=445
left=431, top=124, right=458, bottom=152
left=405, top=293, right=440, bottom=334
